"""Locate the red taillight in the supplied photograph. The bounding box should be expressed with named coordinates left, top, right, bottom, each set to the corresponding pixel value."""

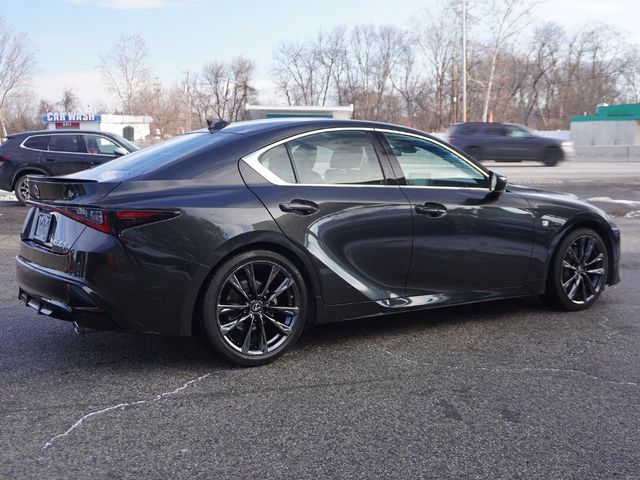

left=0, top=153, right=11, bottom=161
left=57, top=206, right=111, bottom=233
left=55, top=207, right=178, bottom=234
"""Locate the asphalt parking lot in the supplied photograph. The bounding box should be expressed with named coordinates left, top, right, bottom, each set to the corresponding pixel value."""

left=1, top=162, right=639, bottom=479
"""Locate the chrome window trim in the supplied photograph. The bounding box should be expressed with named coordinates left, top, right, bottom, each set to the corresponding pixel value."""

left=242, top=127, right=378, bottom=187
left=241, top=126, right=490, bottom=190
left=19, top=132, right=123, bottom=157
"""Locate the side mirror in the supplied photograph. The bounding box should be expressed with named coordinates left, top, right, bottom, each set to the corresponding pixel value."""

left=490, top=171, right=508, bottom=193
left=113, top=147, right=128, bottom=157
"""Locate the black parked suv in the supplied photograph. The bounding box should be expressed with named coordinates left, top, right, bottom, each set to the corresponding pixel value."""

left=448, top=122, right=574, bottom=166
left=0, top=130, right=138, bottom=204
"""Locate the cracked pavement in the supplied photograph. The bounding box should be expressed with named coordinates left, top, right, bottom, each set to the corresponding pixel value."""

left=1, top=175, right=639, bottom=479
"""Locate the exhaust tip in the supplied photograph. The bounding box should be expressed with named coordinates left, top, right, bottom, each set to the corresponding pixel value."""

left=72, top=321, right=97, bottom=336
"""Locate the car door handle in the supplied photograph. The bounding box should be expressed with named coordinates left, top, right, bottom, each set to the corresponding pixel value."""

left=279, top=199, right=319, bottom=215
left=415, top=202, right=447, bottom=218
left=45, top=158, right=55, bottom=162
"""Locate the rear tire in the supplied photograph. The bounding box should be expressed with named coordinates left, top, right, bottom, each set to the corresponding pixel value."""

left=542, top=147, right=562, bottom=167
left=198, top=250, right=309, bottom=366
left=542, top=228, right=608, bottom=311
left=14, top=175, right=30, bottom=205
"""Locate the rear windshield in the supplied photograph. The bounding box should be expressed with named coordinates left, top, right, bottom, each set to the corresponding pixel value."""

left=66, top=132, right=233, bottom=181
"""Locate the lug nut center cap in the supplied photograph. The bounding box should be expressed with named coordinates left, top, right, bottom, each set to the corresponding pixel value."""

left=249, top=301, right=263, bottom=313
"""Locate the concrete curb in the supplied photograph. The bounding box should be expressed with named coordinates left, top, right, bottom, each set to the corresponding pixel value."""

left=574, top=146, right=640, bottom=162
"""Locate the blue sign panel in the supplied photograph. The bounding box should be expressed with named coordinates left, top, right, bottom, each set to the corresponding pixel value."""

left=41, top=113, right=101, bottom=123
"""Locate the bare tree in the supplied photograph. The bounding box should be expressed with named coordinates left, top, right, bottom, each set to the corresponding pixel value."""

left=100, top=34, right=151, bottom=114
left=59, top=88, right=79, bottom=112
left=0, top=17, right=36, bottom=136
left=478, top=0, right=541, bottom=121
left=190, top=56, right=257, bottom=125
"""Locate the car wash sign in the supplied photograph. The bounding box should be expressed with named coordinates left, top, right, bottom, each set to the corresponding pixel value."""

left=42, top=112, right=102, bottom=129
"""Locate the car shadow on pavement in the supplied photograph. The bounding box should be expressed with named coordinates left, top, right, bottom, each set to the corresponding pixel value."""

left=15, top=295, right=550, bottom=372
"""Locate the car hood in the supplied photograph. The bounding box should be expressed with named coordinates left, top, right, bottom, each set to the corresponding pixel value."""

left=507, top=183, right=578, bottom=199
left=507, top=183, right=615, bottom=226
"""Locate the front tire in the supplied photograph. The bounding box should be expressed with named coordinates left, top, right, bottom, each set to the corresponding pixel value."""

left=199, top=250, right=309, bottom=366
left=542, top=147, right=562, bottom=167
left=543, top=228, right=608, bottom=311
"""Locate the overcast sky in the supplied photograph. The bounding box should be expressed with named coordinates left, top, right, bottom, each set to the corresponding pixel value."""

left=3, top=0, right=639, bottom=110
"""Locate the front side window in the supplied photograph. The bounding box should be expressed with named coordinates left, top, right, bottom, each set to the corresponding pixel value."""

left=288, top=131, right=384, bottom=185
left=383, top=133, right=488, bottom=188
left=48, top=135, right=86, bottom=153
left=505, top=125, right=531, bottom=138
left=83, top=135, right=119, bottom=155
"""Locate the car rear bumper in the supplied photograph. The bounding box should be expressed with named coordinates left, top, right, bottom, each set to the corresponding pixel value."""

left=16, top=255, right=122, bottom=331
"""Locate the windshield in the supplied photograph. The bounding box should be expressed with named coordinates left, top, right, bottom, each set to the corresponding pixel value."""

left=66, top=132, right=232, bottom=182
left=110, top=133, right=139, bottom=152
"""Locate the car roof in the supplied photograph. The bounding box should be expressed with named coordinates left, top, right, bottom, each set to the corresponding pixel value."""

left=212, top=117, right=434, bottom=138
left=8, top=129, right=123, bottom=138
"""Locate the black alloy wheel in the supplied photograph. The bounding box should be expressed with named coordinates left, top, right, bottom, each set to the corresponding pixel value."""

left=544, top=228, right=608, bottom=311
left=200, top=250, right=308, bottom=366
left=14, top=175, right=31, bottom=205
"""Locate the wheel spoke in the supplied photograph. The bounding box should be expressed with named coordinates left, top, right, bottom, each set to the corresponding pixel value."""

left=583, top=238, right=595, bottom=264
left=260, top=265, right=279, bottom=298
left=228, top=274, right=250, bottom=301
left=217, top=304, right=247, bottom=315
left=580, top=276, right=588, bottom=301
left=220, top=313, right=251, bottom=334
left=262, top=313, right=292, bottom=336
left=241, top=315, right=255, bottom=354
left=583, top=274, right=596, bottom=295
left=586, top=267, right=605, bottom=275
left=566, top=247, right=581, bottom=265
left=567, top=276, right=581, bottom=300
left=562, top=273, right=578, bottom=289
left=257, top=315, right=269, bottom=353
left=266, top=277, right=293, bottom=304
left=244, top=264, right=258, bottom=297
left=562, top=260, right=577, bottom=271
left=585, top=253, right=604, bottom=266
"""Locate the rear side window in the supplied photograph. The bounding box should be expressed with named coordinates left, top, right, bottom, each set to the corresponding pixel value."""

left=23, top=136, right=51, bottom=150
left=49, top=135, right=86, bottom=153
left=259, top=144, right=296, bottom=183
left=288, top=131, right=385, bottom=185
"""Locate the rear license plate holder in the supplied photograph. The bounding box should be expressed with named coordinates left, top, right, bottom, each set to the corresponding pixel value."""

left=32, top=211, right=53, bottom=244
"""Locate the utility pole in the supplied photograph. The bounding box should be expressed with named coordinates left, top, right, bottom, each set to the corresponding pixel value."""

left=462, top=0, right=467, bottom=123
left=183, top=70, right=192, bottom=132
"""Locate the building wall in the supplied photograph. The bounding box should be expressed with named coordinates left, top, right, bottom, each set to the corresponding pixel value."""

left=570, top=120, right=640, bottom=146
left=44, top=114, right=152, bottom=142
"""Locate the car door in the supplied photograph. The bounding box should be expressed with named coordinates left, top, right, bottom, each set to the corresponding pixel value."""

left=44, top=134, right=90, bottom=176
left=240, top=128, right=413, bottom=306
left=499, top=125, right=536, bottom=160
left=378, top=131, right=534, bottom=301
